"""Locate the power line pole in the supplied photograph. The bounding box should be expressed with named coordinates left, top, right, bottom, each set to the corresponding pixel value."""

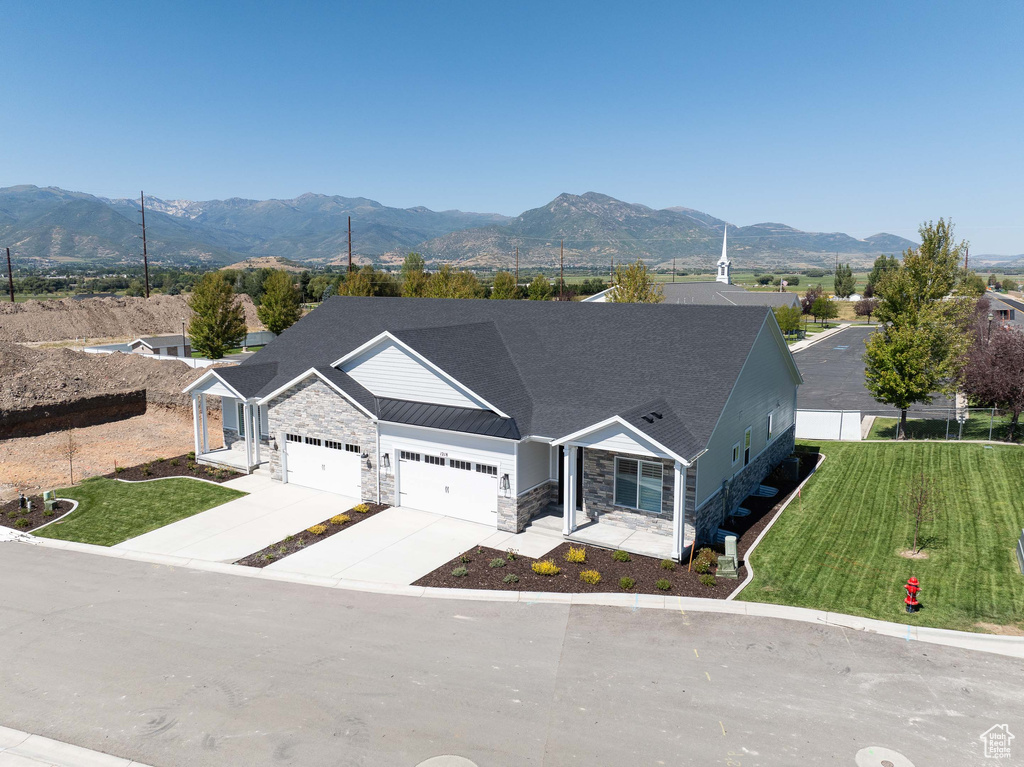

left=964, top=245, right=970, bottom=272
left=515, top=246, right=519, bottom=287
left=672, top=258, right=676, bottom=283
left=140, top=191, right=150, bottom=298
left=559, top=240, right=564, bottom=300
left=6, top=247, right=13, bottom=303
left=348, top=216, right=353, bottom=275
left=610, top=255, right=614, bottom=286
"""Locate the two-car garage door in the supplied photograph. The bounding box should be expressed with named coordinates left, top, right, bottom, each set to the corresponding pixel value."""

left=285, top=434, right=362, bottom=498
left=398, top=449, right=498, bottom=525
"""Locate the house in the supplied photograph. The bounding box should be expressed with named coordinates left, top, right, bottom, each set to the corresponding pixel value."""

left=128, top=334, right=191, bottom=358
left=183, top=297, right=801, bottom=559
left=988, top=293, right=1021, bottom=329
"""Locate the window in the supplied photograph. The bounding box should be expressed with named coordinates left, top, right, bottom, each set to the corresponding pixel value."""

left=236, top=403, right=245, bottom=436
left=744, top=427, right=752, bottom=466
left=400, top=450, right=420, bottom=461
left=345, top=444, right=361, bottom=454
left=324, top=440, right=343, bottom=450
left=450, top=459, right=471, bottom=471
left=424, top=455, right=444, bottom=466
left=614, top=457, right=663, bottom=513
left=305, top=436, right=322, bottom=446
left=731, top=443, right=741, bottom=465
left=475, top=463, right=497, bottom=476
left=286, top=433, right=302, bottom=443
left=766, top=411, right=774, bottom=442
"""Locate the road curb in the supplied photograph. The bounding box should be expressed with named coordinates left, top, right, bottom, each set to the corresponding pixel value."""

left=10, top=534, right=1023, bottom=659
left=0, top=725, right=154, bottom=767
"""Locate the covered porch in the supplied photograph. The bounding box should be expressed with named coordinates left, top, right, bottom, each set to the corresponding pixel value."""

left=550, top=416, right=696, bottom=562
left=185, top=370, right=265, bottom=475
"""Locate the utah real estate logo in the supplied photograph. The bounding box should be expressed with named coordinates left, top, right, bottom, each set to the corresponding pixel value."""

left=980, top=724, right=1014, bottom=759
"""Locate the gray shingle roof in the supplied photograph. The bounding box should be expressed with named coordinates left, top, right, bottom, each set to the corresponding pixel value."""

left=227, top=297, right=777, bottom=460
left=135, top=334, right=189, bottom=347
left=377, top=399, right=521, bottom=440
left=661, top=282, right=800, bottom=309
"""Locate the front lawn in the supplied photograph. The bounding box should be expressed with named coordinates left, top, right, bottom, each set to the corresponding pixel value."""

left=737, top=441, right=1024, bottom=633
left=35, top=477, right=246, bottom=546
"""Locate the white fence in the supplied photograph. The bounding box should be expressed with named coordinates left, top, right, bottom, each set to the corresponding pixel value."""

left=796, top=409, right=862, bottom=441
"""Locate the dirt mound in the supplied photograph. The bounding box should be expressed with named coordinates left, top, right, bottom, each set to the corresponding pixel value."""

left=0, top=342, right=214, bottom=411
left=0, top=294, right=263, bottom=343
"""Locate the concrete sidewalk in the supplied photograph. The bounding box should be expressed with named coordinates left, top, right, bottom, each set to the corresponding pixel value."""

left=0, top=726, right=153, bottom=767
left=788, top=322, right=853, bottom=352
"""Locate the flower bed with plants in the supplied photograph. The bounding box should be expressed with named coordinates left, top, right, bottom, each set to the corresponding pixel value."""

left=235, top=502, right=389, bottom=568
left=104, top=453, right=243, bottom=484
left=1, top=495, right=72, bottom=533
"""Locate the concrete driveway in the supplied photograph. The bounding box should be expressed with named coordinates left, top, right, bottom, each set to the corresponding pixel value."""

left=266, top=506, right=560, bottom=584
left=114, top=473, right=359, bottom=563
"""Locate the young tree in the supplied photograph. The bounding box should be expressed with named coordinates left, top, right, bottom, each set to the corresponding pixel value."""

left=257, top=270, right=302, bottom=335
left=810, top=295, right=833, bottom=325
left=60, top=422, right=80, bottom=485
left=854, top=297, right=880, bottom=322
left=490, top=271, right=520, bottom=299
left=609, top=259, right=664, bottom=303
left=801, top=284, right=824, bottom=315
left=961, top=325, right=1024, bottom=441
left=773, top=305, right=802, bottom=336
left=527, top=273, right=552, bottom=301
left=187, top=273, right=247, bottom=359
left=902, top=472, right=942, bottom=554
left=864, top=323, right=937, bottom=439
left=834, top=263, right=855, bottom=298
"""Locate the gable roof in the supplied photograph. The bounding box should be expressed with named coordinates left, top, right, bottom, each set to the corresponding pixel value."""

left=132, top=334, right=189, bottom=349
left=225, top=297, right=789, bottom=460
left=660, top=282, right=801, bottom=308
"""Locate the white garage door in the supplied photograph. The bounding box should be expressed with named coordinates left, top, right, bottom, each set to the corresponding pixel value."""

left=285, top=434, right=362, bottom=497
left=397, top=450, right=498, bottom=525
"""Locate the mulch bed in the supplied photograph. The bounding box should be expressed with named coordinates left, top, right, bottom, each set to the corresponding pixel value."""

left=235, top=502, right=389, bottom=568
left=103, top=454, right=243, bottom=484
left=1, top=495, right=72, bottom=533
left=414, top=447, right=822, bottom=598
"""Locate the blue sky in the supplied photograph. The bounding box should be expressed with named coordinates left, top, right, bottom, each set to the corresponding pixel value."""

left=1, top=1, right=1022, bottom=253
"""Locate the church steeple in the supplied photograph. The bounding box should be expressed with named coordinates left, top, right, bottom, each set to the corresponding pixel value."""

left=716, top=227, right=731, bottom=284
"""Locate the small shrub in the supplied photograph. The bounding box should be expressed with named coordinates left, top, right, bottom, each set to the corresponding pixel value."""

left=699, top=574, right=716, bottom=587
left=114, top=466, right=125, bottom=474
left=503, top=574, right=520, bottom=584
left=187, top=451, right=195, bottom=460
left=565, top=546, right=587, bottom=564
left=284, top=535, right=293, bottom=542
left=263, top=554, right=275, bottom=561
left=353, top=503, right=370, bottom=513
left=14, top=518, right=31, bottom=529
left=141, top=466, right=153, bottom=477
left=451, top=566, right=468, bottom=577
left=612, top=549, right=631, bottom=562
left=505, top=548, right=518, bottom=561
left=619, top=576, right=636, bottom=590
left=7, top=509, right=19, bottom=518
left=693, top=559, right=711, bottom=574
left=330, top=514, right=351, bottom=525
left=156, top=457, right=165, bottom=463
left=187, top=461, right=196, bottom=470
left=655, top=578, right=672, bottom=591
left=489, top=558, right=506, bottom=568
left=532, top=559, right=561, bottom=576
left=660, top=559, right=676, bottom=571
left=579, top=569, right=601, bottom=585
left=696, top=547, right=717, bottom=567
left=169, top=459, right=180, bottom=467
left=459, top=554, right=472, bottom=564
left=42, top=509, right=53, bottom=517
left=205, top=468, right=216, bottom=476
left=307, top=524, right=328, bottom=535
left=216, top=469, right=226, bottom=479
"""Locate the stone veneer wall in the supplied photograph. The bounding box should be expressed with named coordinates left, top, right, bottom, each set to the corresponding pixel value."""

left=265, top=377, right=377, bottom=501
left=503, top=480, right=558, bottom=533
left=582, top=449, right=674, bottom=536
left=694, top=424, right=796, bottom=543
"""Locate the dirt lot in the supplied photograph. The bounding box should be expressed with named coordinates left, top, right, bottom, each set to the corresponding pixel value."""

left=0, top=407, right=223, bottom=500
left=0, top=294, right=263, bottom=343
left=0, top=342, right=217, bottom=411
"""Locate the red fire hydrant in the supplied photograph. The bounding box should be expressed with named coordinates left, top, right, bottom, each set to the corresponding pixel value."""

left=904, top=577, right=921, bottom=613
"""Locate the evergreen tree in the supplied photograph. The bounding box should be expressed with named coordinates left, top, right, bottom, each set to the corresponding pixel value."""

left=833, top=263, right=855, bottom=298
left=257, top=270, right=302, bottom=335
left=187, top=273, right=247, bottom=359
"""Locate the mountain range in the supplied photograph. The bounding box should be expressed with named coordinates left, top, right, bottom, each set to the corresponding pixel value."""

left=0, top=185, right=925, bottom=271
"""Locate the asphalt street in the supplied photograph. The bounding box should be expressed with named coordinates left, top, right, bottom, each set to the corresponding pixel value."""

left=795, top=326, right=952, bottom=412
left=1, top=545, right=1021, bottom=766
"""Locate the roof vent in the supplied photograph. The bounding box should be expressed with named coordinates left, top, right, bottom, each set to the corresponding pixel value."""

left=641, top=415, right=654, bottom=424
left=651, top=411, right=663, bottom=420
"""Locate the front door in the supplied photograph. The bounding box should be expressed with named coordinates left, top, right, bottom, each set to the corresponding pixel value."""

left=557, top=445, right=583, bottom=509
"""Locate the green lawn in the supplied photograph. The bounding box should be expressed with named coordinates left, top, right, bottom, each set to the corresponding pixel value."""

left=867, top=412, right=1021, bottom=443
left=737, top=441, right=1024, bottom=633
left=36, top=477, right=245, bottom=546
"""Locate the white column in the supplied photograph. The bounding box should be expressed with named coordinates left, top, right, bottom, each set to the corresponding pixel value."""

left=253, top=405, right=261, bottom=464
left=562, top=446, right=577, bottom=535
left=191, top=394, right=201, bottom=457
left=672, top=460, right=685, bottom=561
left=279, top=430, right=289, bottom=484
left=243, top=402, right=253, bottom=469
left=200, top=393, right=209, bottom=454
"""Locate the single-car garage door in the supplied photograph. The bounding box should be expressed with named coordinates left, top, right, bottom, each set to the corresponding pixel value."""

left=285, top=434, right=362, bottom=497
left=397, top=449, right=498, bottom=525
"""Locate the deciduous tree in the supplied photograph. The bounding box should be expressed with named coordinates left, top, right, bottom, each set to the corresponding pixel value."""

left=490, top=271, right=520, bottom=299
left=401, top=253, right=430, bottom=297
left=608, top=259, right=664, bottom=303
left=961, top=324, right=1024, bottom=441
left=527, top=273, right=552, bottom=301
left=425, top=264, right=484, bottom=299
left=187, top=273, right=247, bottom=359
left=801, top=284, right=824, bottom=315
left=854, top=297, right=880, bottom=322
left=257, top=270, right=302, bottom=335
left=903, top=471, right=942, bottom=554
left=773, top=305, right=802, bottom=335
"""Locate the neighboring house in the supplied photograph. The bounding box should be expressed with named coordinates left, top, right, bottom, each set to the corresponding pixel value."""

left=184, top=297, right=801, bottom=559
left=128, top=334, right=191, bottom=358
left=988, top=293, right=1022, bottom=329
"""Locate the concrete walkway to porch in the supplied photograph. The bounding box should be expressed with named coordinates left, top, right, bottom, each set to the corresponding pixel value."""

left=527, top=509, right=675, bottom=560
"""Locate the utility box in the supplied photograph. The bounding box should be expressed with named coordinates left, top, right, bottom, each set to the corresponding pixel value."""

left=718, top=535, right=739, bottom=579
left=42, top=490, right=55, bottom=512
left=782, top=455, right=801, bottom=483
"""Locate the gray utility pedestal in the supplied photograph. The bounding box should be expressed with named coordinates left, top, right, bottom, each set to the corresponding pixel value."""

left=717, top=534, right=739, bottom=579
left=42, top=490, right=56, bottom=512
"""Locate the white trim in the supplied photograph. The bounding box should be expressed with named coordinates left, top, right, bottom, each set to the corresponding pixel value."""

left=182, top=368, right=246, bottom=400
left=376, top=419, right=515, bottom=442
left=672, top=461, right=685, bottom=560
left=27, top=499, right=80, bottom=532
left=257, top=368, right=376, bottom=419
left=551, top=415, right=691, bottom=466
left=332, top=331, right=511, bottom=419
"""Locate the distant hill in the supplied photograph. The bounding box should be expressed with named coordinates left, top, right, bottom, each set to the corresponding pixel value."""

left=411, top=192, right=920, bottom=270
left=1, top=185, right=923, bottom=270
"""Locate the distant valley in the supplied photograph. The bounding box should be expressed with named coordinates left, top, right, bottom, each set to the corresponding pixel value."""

left=0, top=184, right=927, bottom=271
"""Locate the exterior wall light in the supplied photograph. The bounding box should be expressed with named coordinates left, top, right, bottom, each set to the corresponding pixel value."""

left=382, top=453, right=391, bottom=474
